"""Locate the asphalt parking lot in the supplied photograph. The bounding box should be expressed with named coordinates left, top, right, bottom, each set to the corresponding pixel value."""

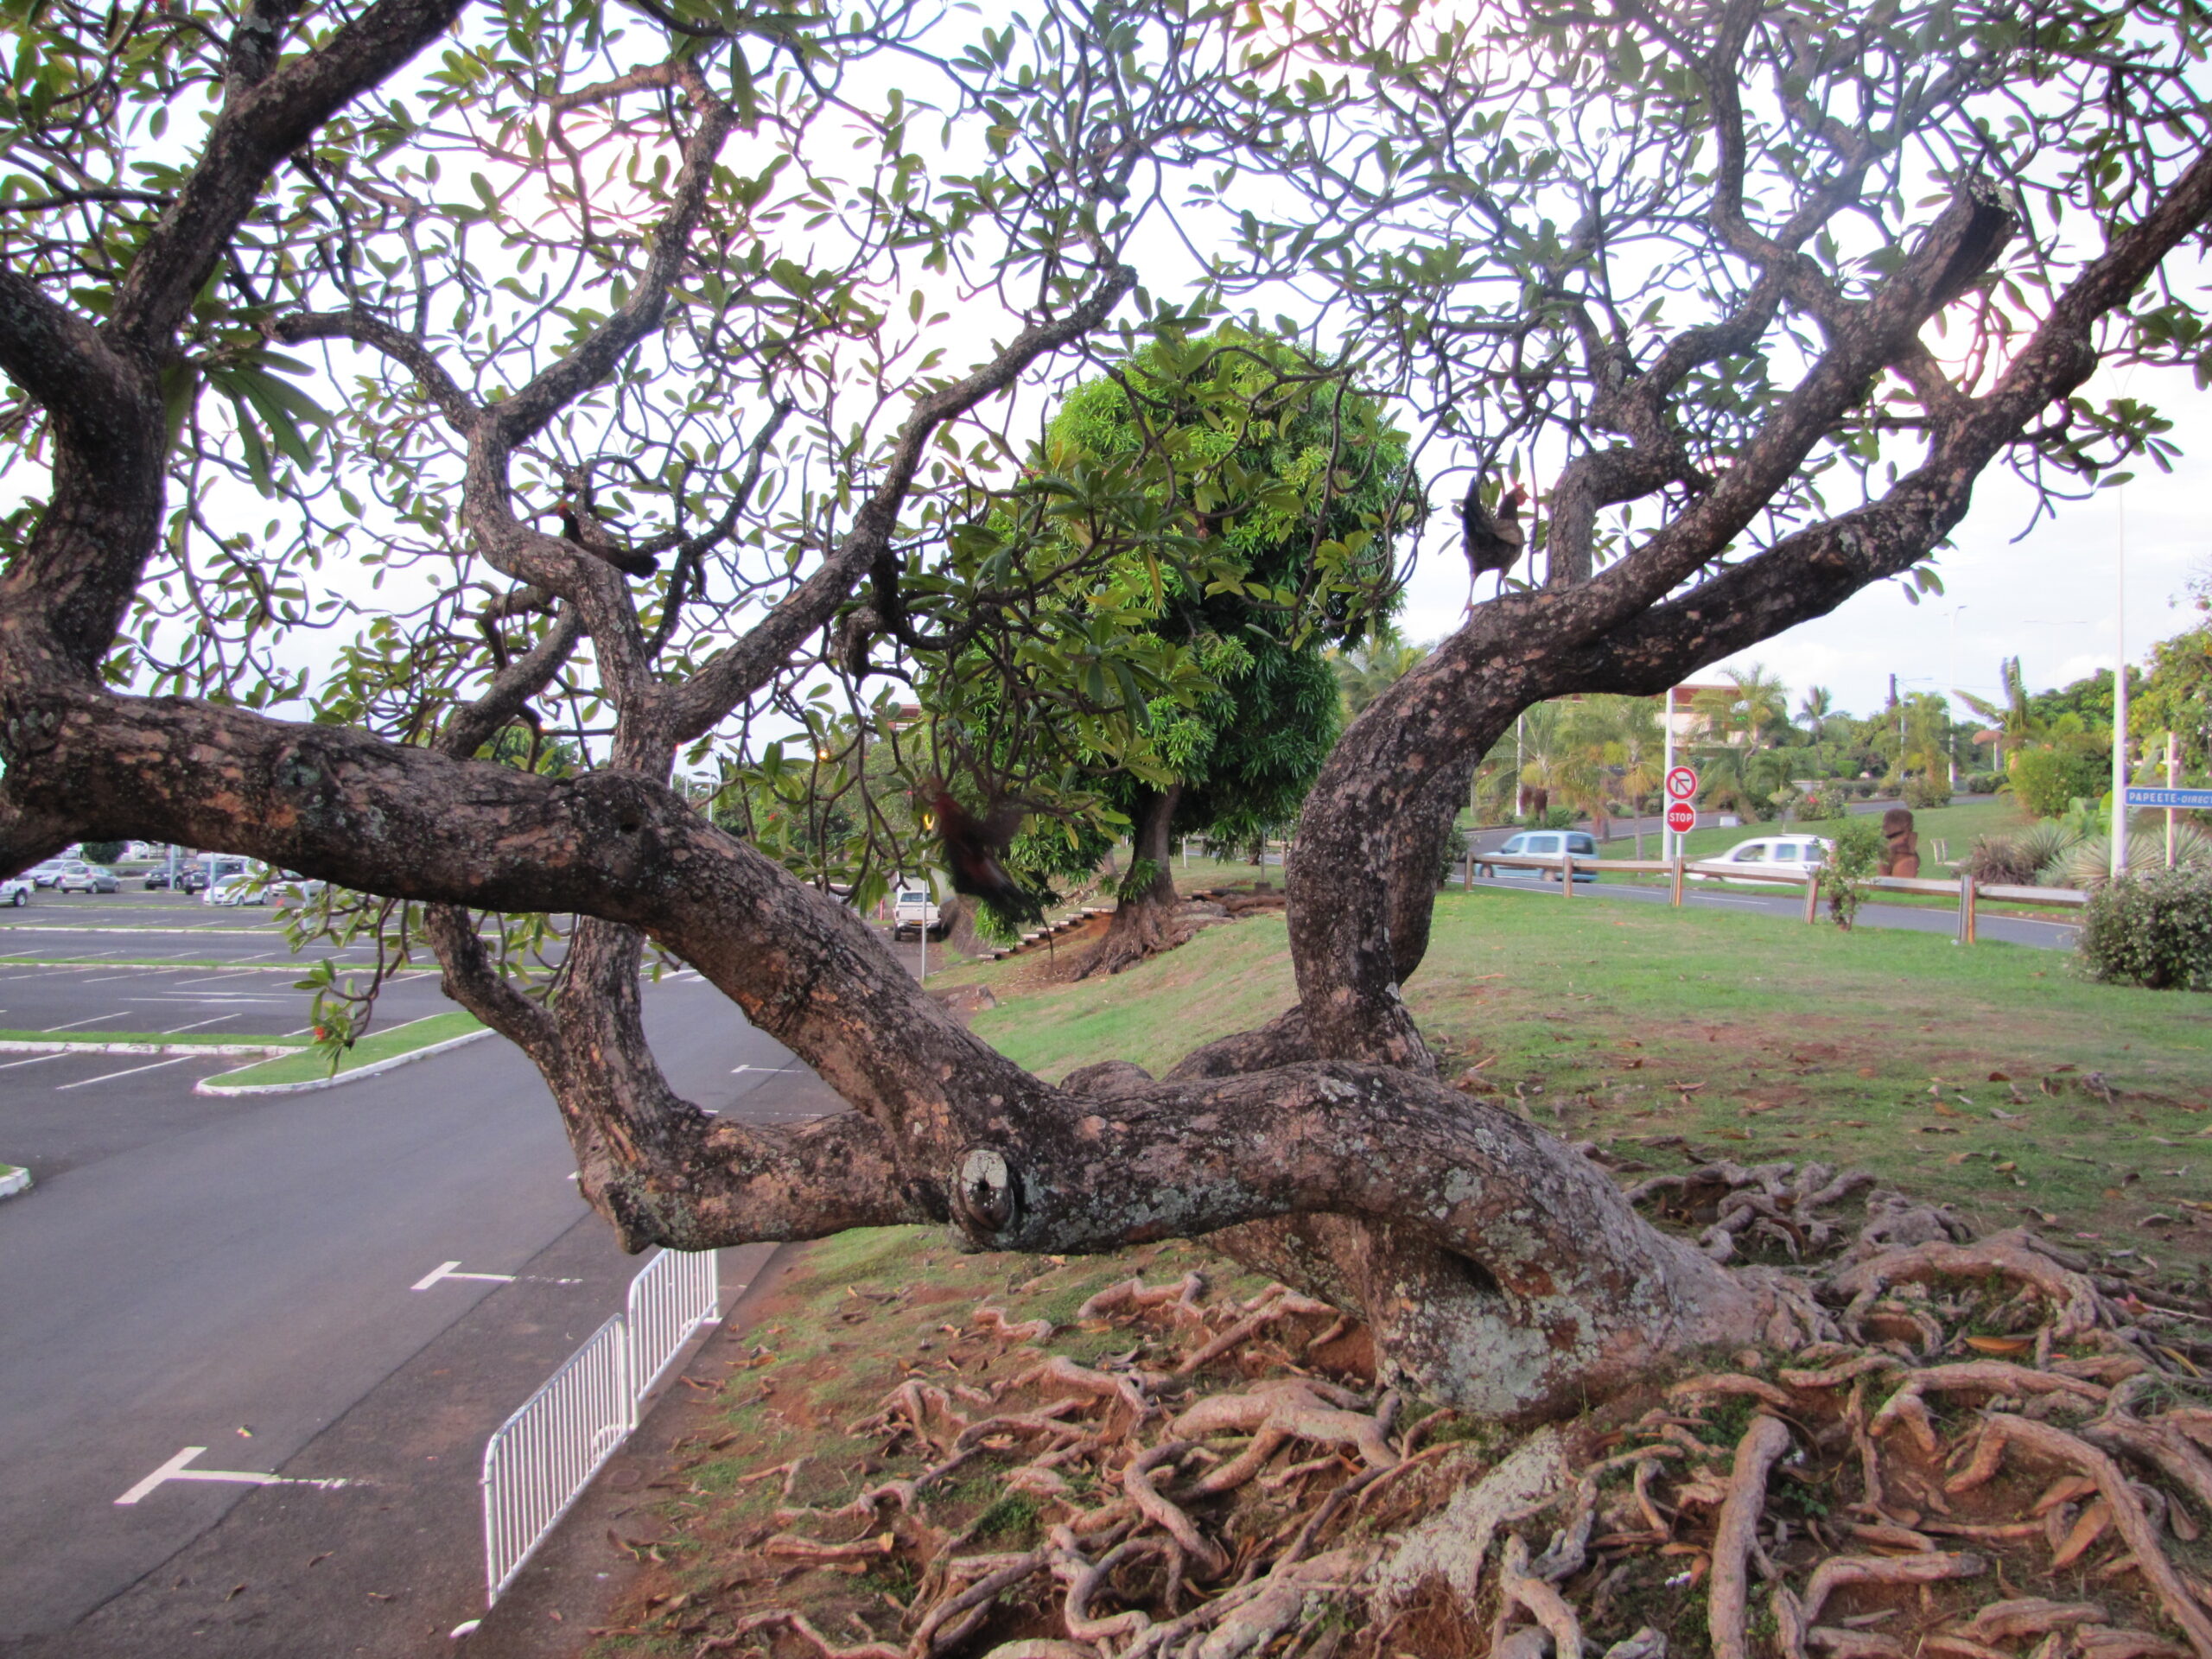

left=0, top=893, right=837, bottom=1656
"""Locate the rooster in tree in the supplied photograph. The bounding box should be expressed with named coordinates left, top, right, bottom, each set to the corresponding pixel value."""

left=547, top=482, right=659, bottom=578
left=923, top=783, right=1049, bottom=926
left=1460, top=480, right=1527, bottom=603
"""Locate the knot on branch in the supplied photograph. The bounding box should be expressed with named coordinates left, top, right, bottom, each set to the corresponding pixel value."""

left=951, top=1145, right=1021, bottom=1240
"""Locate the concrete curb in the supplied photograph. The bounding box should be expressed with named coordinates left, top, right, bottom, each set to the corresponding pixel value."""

left=0, top=1166, right=29, bottom=1200
left=195, top=1027, right=493, bottom=1096
left=0, top=1039, right=299, bottom=1057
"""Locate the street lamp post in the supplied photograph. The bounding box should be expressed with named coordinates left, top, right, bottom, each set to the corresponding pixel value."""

left=1947, top=605, right=1968, bottom=787
left=2112, top=493, right=2129, bottom=881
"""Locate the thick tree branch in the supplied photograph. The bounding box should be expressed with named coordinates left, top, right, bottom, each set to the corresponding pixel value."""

left=272, top=309, right=482, bottom=431
left=438, top=607, right=582, bottom=760
left=107, top=0, right=471, bottom=351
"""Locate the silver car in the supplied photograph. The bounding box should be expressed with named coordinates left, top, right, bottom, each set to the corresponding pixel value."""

left=56, top=862, right=118, bottom=893
left=1477, top=830, right=1600, bottom=882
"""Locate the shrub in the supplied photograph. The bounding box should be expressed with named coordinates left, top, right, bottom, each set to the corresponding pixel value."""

left=1796, top=785, right=1847, bottom=822
left=1825, top=817, right=1885, bottom=929
left=1902, top=775, right=1953, bottom=810
left=1963, top=771, right=2001, bottom=795
left=1520, top=806, right=1578, bottom=830
left=2045, top=821, right=2212, bottom=892
left=2010, top=747, right=2107, bottom=817
left=1960, top=834, right=2042, bottom=887
left=79, top=840, right=127, bottom=863
left=2077, top=866, right=2212, bottom=991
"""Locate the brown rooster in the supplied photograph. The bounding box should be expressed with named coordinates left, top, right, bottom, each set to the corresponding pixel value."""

left=1460, top=481, right=1527, bottom=599
left=924, top=785, right=1046, bottom=924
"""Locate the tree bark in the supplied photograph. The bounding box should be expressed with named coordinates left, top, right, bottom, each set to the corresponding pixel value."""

left=1076, top=784, right=1184, bottom=978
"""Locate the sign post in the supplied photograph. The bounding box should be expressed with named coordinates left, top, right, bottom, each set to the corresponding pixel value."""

left=1663, top=766, right=1699, bottom=861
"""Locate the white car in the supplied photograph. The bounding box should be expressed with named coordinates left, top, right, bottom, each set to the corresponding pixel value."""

left=890, top=887, right=946, bottom=940
left=1, top=875, right=29, bottom=906
left=1694, top=835, right=1834, bottom=880
left=206, top=873, right=267, bottom=906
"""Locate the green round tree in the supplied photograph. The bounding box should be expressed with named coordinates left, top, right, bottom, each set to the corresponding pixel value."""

left=1015, top=328, right=1414, bottom=974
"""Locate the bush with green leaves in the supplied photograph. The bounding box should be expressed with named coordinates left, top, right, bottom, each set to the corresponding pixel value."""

left=1902, top=776, right=1953, bottom=810
left=1963, top=772, right=2001, bottom=795
left=1795, top=785, right=1847, bottom=822
left=1824, top=817, right=1885, bottom=930
left=79, top=841, right=127, bottom=865
left=2076, top=867, right=2212, bottom=992
left=2009, top=747, right=2109, bottom=817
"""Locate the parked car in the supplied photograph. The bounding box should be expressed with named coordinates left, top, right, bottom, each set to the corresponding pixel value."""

left=890, top=887, right=947, bottom=940
left=56, top=862, right=118, bottom=893
left=175, top=865, right=210, bottom=893
left=1692, top=836, right=1835, bottom=881
left=268, top=874, right=327, bottom=905
left=1477, top=830, right=1600, bottom=881
left=28, top=859, right=70, bottom=887
left=206, top=873, right=268, bottom=907
left=143, top=867, right=173, bottom=888
left=1, top=874, right=29, bottom=906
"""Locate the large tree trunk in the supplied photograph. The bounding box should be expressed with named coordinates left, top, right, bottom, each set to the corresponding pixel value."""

left=1075, top=783, right=1184, bottom=978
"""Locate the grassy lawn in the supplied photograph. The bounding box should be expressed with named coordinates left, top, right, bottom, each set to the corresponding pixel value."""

left=201, top=1010, right=482, bottom=1087
left=952, top=886, right=2212, bottom=1280
left=0, top=1027, right=300, bottom=1048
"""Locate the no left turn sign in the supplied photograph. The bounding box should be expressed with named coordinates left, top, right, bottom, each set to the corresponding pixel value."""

left=1664, top=765, right=1699, bottom=801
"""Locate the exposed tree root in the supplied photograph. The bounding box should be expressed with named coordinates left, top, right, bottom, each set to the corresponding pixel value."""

left=667, top=1173, right=2212, bottom=1659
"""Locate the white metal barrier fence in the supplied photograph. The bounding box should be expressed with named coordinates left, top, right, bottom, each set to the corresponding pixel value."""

left=480, top=1249, right=719, bottom=1605
left=627, top=1244, right=720, bottom=1398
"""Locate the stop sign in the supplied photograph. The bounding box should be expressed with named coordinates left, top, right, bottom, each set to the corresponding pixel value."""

left=1664, top=765, right=1699, bottom=800
left=1664, top=800, right=1696, bottom=834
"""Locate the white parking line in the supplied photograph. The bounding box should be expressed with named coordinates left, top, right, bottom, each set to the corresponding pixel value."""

left=116, top=1446, right=356, bottom=1505
left=41, top=1013, right=127, bottom=1032
left=57, top=1056, right=190, bottom=1090
left=161, top=1018, right=231, bottom=1034
left=0, top=1052, right=67, bottom=1071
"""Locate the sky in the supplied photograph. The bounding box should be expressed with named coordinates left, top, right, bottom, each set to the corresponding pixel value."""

left=1385, top=360, right=2212, bottom=723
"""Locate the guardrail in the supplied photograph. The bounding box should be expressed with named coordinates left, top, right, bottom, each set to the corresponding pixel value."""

left=480, top=1249, right=720, bottom=1606
left=1459, top=851, right=2088, bottom=943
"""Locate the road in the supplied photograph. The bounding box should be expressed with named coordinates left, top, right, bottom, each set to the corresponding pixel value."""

left=1456, top=869, right=2080, bottom=949
left=0, top=895, right=838, bottom=1656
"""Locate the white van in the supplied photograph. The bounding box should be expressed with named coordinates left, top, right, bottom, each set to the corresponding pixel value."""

left=1694, top=836, right=1834, bottom=880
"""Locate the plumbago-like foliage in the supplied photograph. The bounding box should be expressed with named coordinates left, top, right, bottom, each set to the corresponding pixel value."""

left=4, top=0, right=2212, bottom=1471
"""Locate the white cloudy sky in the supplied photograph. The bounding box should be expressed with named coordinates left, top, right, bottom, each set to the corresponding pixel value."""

left=1388, top=350, right=2212, bottom=730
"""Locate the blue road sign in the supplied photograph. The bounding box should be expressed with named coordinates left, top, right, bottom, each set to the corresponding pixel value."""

left=2125, top=786, right=2212, bottom=810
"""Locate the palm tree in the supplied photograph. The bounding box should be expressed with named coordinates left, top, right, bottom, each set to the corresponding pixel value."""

left=1331, top=627, right=1429, bottom=721
left=1694, top=664, right=1790, bottom=748
left=1797, top=685, right=1835, bottom=740
left=1955, top=656, right=2043, bottom=766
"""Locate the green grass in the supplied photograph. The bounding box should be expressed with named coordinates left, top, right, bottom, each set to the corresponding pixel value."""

left=963, top=887, right=2212, bottom=1270
left=201, top=1010, right=482, bottom=1087
left=0, top=1027, right=301, bottom=1048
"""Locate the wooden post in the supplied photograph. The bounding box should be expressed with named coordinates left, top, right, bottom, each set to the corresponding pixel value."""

left=1802, top=871, right=1820, bottom=925
left=1670, top=855, right=1685, bottom=907
left=1958, top=873, right=1977, bottom=945
left=1561, top=852, right=1574, bottom=894
left=1464, top=847, right=1472, bottom=890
